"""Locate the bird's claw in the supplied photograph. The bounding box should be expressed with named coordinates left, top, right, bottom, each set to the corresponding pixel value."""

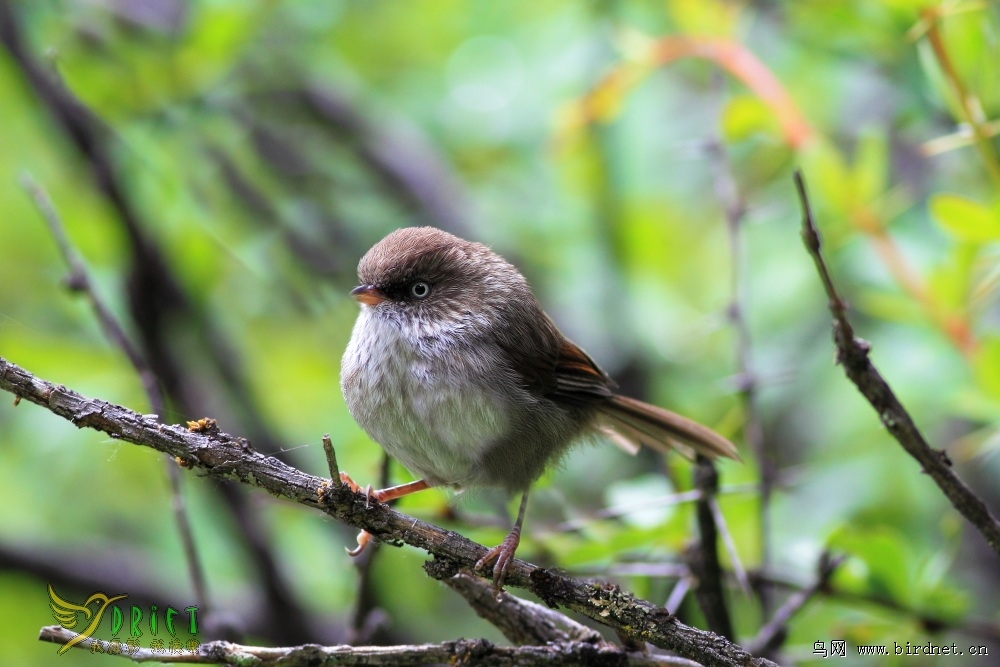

left=475, top=529, right=521, bottom=592
left=338, top=472, right=381, bottom=556
left=346, top=529, right=373, bottom=557
left=338, top=472, right=382, bottom=507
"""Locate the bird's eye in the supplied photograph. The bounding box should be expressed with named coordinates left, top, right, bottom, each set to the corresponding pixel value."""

left=409, top=281, right=431, bottom=299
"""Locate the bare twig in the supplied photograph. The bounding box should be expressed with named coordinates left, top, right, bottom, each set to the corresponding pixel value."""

left=38, top=625, right=700, bottom=667
left=795, top=170, right=1000, bottom=557
left=555, top=484, right=756, bottom=534
left=0, top=6, right=314, bottom=642
left=705, top=136, right=771, bottom=618
left=347, top=453, right=392, bottom=645
left=708, top=498, right=748, bottom=596
left=918, top=7, right=1000, bottom=188
left=442, top=572, right=605, bottom=646
left=20, top=173, right=210, bottom=616
left=745, top=552, right=845, bottom=655
left=19, top=173, right=162, bottom=412
left=664, top=576, right=693, bottom=616
left=2, top=356, right=776, bottom=667
left=691, top=457, right=734, bottom=639
left=755, top=569, right=1000, bottom=644
left=321, top=434, right=340, bottom=481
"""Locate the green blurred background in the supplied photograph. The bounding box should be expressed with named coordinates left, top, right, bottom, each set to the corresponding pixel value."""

left=0, top=0, right=998, bottom=664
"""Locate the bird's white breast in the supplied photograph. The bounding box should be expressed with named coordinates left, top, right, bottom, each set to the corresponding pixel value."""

left=340, top=307, right=508, bottom=488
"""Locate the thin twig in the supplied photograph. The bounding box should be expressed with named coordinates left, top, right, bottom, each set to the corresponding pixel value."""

left=19, top=173, right=162, bottom=410
left=0, top=7, right=314, bottom=641
left=919, top=7, right=1000, bottom=188
left=321, top=434, right=340, bottom=480
left=2, top=356, right=776, bottom=667
left=664, top=576, right=693, bottom=615
left=553, top=484, right=755, bottom=533
left=755, top=569, right=1000, bottom=644
left=745, top=552, right=845, bottom=655
left=705, top=136, right=772, bottom=617
left=795, top=170, right=1000, bottom=557
left=708, top=497, right=749, bottom=596
left=347, top=453, right=392, bottom=645
left=20, top=172, right=210, bottom=617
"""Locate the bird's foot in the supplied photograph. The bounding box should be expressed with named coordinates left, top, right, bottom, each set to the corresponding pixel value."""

left=337, top=476, right=431, bottom=558
left=338, top=471, right=380, bottom=506
left=336, top=472, right=377, bottom=556
left=475, top=526, right=521, bottom=592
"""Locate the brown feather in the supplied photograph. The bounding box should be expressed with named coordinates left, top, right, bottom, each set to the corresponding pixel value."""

left=597, top=394, right=740, bottom=461
left=535, top=336, right=739, bottom=461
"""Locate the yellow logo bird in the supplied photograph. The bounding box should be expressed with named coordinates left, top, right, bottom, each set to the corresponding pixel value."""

left=47, top=584, right=127, bottom=655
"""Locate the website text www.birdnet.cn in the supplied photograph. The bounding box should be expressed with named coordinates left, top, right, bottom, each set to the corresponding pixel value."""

left=814, top=640, right=990, bottom=658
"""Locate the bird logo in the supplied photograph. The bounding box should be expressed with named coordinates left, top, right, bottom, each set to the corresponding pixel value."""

left=47, top=584, right=127, bottom=655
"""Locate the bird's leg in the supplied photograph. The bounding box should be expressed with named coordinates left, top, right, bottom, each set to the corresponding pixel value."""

left=475, top=490, right=530, bottom=591
left=338, top=474, right=430, bottom=556
left=369, top=478, right=431, bottom=503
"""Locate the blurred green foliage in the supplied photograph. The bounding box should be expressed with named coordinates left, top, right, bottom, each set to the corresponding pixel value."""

left=0, top=0, right=998, bottom=664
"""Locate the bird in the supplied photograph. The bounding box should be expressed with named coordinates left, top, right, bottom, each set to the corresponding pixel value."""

left=339, top=226, right=739, bottom=588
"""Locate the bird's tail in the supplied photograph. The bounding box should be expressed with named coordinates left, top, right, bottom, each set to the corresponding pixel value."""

left=595, top=394, right=740, bottom=461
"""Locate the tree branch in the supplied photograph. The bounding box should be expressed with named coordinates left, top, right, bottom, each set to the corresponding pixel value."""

left=21, top=171, right=210, bottom=619
left=2, top=356, right=775, bottom=667
left=745, top=552, right=845, bottom=655
left=690, top=457, right=734, bottom=639
left=37, top=626, right=700, bottom=667
left=0, top=5, right=315, bottom=641
left=795, top=170, right=1000, bottom=557
left=705, top=133, right=774, bottom=619
left=441, top=572, right=605, bottom=646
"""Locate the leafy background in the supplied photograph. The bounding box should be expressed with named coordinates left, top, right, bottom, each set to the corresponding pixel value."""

left=0, top=0, right=998, bottom=664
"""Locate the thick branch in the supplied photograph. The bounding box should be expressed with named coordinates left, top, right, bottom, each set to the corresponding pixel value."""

left=795, top=170, right=1000, bottom=557
left=2, top=356, right=774, bottom=667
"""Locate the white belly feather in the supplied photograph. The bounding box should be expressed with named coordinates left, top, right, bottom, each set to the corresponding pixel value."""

left=341, top=309, right=507, bottom=487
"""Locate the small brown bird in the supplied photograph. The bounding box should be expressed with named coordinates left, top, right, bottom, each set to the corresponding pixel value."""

left=340, top=227, right=738, bottom=587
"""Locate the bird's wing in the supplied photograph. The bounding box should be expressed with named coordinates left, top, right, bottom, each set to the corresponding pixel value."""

left=548, top=336, right=616, bottom=406
left=495, top=307, right=614, bottom=407
left=493, top=305, right=738, bottom=461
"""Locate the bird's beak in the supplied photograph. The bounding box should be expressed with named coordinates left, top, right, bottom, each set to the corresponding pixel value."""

left=350, top=284, right=388, bottom=306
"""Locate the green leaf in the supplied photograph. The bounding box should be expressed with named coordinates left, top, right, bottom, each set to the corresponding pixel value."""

left=721, top=95, right=777, bottom=143
left=972, top=336, right=1000, bottom=401
left=799, top=138, right=852, bottom=228
left=856, top=289, right=925, bottom=324
left=927, top=241, right=977, bottom=310
left=828, top=525, right=912, bottom=602
left=668, top=0, right=740, bottom=37
left=930, top=194, right=1000, bottom=242
left=852, top=130, right=888, bottom=203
